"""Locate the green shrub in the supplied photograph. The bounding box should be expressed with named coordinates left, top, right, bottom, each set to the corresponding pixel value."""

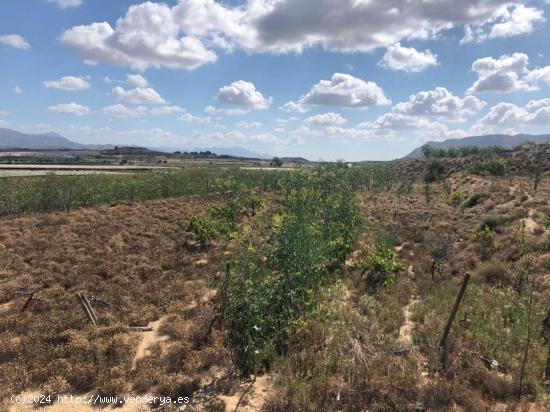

left=425, top=160, right=445, bottom=183
left=362, top=234, right=403, bottom=292
left=448, top=191, right=465, bottom=208
left=472, top=226, right=499, bottom=259
left=481, top=214, right=506, bottom=230
left=187, top=216, right=219, bottom=248
left=466, top=157, right=510, bottom=176
left=461, top=192, right=489, bottom=209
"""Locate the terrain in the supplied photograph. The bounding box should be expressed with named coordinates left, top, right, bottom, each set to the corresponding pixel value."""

left=0, top=145, right=549, bottom=411
left=405, top=133, right=550, bottom=158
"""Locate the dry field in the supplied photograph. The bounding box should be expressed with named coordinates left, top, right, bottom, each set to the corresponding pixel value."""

left=0, top=163, right=549, bottom=411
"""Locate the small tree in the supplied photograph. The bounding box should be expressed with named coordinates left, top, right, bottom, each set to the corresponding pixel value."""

left=424, top=183, right=432, bottom=206
left=271, top=157, right=284, bottom=167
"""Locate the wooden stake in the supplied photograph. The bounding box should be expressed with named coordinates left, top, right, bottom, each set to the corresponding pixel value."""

left=77, top=293, right=97, bottom=326
left=439, top=273, right=470, bottom=367
left=81, top=294, right=99, bottom=325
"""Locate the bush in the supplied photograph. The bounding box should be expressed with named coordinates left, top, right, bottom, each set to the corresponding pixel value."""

left=187, top=216, right=219, bottom=248
left=476, top=261, right=509, bottom=286
left=362, top=234, right=403, bottom=292
left=466, top=157, right=510, bottom=176
left=448, top=191, right=465, bottom=208
left=424, top=160, right=445, bottom=183
left=461, top=192, right=489, bottom=209
left=481, top=214, right=506, bottom=230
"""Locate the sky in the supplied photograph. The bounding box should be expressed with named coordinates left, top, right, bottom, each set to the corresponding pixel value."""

left=1, top=0, right=550, bottom=161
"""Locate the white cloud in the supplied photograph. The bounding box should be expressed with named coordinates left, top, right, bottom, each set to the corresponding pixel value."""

left=217, top=80, right=272, bottom=109
left=236, top=121, right=263, bottom=129
left=304, top=112, right=347, bottom=126
left=43, top=76, right=90, bottom=91
left=126, top=74, right=148, bottom=88
left=13, top=86, right=23, bottom=95
left=394, top=87, right=486, bottom=121
left=378, top=43, right=437, bottom=72
left=48, top=102, right=90, bottom=116
left=0, top=34, right=30, bottom=50
left=462, top=4, right=545, bottom=43
left=280, top=101, right=310, bottom=114
left=0, top=110, right=9, bottom=117
left=60, top=2, right=217, bottom=70
left=178, top=113, right=213, bottom=124
left=150, top=105, right=186, bottom=115
left=204, top=105, right=249, bottom=116
left=474, top=99, right=550, bottom=131
left=113, top=86, right=166, bottom=105
left=48, top=0, right=84, bottom=9
left=467, top=53, right=537, bottom=94
left=356, top=114, right=467, bottom=142
left=60, top=1, right=517, bottom=70
left=102, top=104, right=146, bottom=118
left=525, top=66, right=550, bottom=86
left=295, top=73, right=390, bottom=109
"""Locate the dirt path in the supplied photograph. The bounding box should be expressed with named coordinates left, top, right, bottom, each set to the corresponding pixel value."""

left=218, top=375, right=274, bottom=411
left=398, top=298, right=419, bottom=347
left=131, top=316, right=169, bottom=370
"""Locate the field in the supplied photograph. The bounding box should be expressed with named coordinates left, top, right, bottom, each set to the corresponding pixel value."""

left=0, top=149, right=549, bottom=411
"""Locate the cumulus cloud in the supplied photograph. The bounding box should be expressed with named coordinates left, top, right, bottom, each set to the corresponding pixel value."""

left=60, top=1, right=519, bottom=70
left=113, top=86, right=166, bottom=105
left=48, top=102, right=90, bottom=116
left=60, top=2, right=217, bottom=70
left=378, top=43, right=438, bottom=72
left=467, top=52, right=550, bottom=94
left=178, top=113, right=213, bottom=124
left=43, top=76, right=90, bottom=91
left=13, top=86, right=23, bottom=95
left=0, top=34, right=30, bottom=50
left=462, top=4, right=545, bottom=43
left=291, top=73, right=390, bottom=110
left=280, top=101, right=310, bottom=114
left=216, top=80, right=272, bottom=109
left=474, top=99, right=550, bottom=131
left=48, top=0, right=83, bottom=9
left=304, top=112, right=347, bottom=126
left=126, top=74, right=149, bottom=88
left=149, top=105, right=186, bottom=115
left=394, top=87, right=486, bottom=121
left=102, top=104, right=147, bottom=118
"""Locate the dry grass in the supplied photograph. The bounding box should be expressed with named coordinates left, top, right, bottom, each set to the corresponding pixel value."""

left=0, top=194, right=238, bottom=408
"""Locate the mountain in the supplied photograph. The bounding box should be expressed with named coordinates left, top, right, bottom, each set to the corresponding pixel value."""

left=405, top=134, right=550, bottom=158
left=0, top=128, right=111, bottom=150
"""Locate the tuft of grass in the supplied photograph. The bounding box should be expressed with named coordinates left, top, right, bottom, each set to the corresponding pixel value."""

left=475, top=261, right=509, bottom=286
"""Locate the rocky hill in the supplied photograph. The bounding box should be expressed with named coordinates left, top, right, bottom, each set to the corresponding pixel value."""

left=405, top=133, right=550, bottom=158
left=397, top=142, right=550, bottom=179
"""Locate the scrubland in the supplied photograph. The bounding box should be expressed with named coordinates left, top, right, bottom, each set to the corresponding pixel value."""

left=0, top=150, right=549, bottom=411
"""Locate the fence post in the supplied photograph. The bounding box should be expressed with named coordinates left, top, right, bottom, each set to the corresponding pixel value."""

left=439, top=273, right=470, bottom=368
left=77, top=293, right=98, bottom=325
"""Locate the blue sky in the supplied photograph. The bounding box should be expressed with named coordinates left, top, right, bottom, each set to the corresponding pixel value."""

left=1, top=0, right=550, bottom=160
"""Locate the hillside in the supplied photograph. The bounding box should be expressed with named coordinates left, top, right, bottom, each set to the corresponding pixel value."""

left=405, top=133, right=550, bottom=158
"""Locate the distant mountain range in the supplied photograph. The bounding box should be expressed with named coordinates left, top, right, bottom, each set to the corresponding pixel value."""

left=0, top=128, right=112, bottom=150
left=405, top=134, right=550, bottom=158
left=0, top=128, right=276, bottom=159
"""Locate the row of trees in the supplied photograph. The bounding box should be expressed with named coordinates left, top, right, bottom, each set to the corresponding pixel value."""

left=219, top=164, right=362, bottom=372
left=422, top=145, right=505, bottom=158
